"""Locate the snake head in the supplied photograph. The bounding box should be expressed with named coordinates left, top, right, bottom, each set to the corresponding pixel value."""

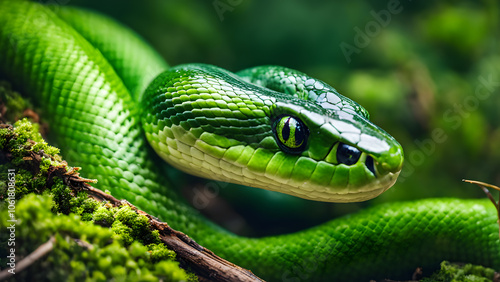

left=142, top=64, right=404, bottom=203
left=268, top=97, right=404, bottom=202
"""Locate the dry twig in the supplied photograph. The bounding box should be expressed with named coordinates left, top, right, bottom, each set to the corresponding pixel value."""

left=463, top=179, right=500, bottom=239
left=0, top=236, right=56, bottom=281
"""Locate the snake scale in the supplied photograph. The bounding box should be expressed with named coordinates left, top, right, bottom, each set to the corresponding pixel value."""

left=0, top=1, right=499, bottom=281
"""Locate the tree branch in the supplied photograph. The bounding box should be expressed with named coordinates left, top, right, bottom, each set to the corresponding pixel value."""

left=48, top=157, right=263, bottom=281
left=83, top=185, right=263, bottom=282
left=0, top=236, right=55, bottom=281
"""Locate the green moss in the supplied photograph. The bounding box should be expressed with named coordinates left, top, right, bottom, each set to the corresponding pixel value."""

left=422, top=261, right=497, bottom=282
left=70, top=192, right=100, bottom=221
left=0, top=118, right=63, bottom=202
left=93, top=205, right=116, bottom=227
left=39, top=157, right=52, bottom=174
left=112, top=220, right=135, bottom=246
left=0, top=194, right=192, bottom=281
left=148, top=243, right=176, bottom=263
left=0, top=119, right=197, bottom=281
left=0, top=128, right=10, bottom=150
left=4, top=118, right=60, bottom=164
left=0, top=80, right=30, bottom=122
left=155, top=260, right=195, bottom=281
left=111, top=205, right=162, bottom=247
left=50, top=178, right=77, bottom=215
left=0, top=166, right=45, bottom=201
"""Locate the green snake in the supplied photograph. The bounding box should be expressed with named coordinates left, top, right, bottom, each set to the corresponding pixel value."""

left=0, top=1, right=499, bottom=281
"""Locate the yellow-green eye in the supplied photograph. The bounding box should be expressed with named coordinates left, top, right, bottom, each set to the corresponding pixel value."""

left=273, top=115, right=308, bottom=154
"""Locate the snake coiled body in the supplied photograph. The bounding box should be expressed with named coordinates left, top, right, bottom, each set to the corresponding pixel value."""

left=0, top=1, right=499, bottom=281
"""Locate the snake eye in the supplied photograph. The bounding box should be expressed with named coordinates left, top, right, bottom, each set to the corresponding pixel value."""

left=337, top=142, right=361, bottom=165
left=273, top=115, right=308, bottom=154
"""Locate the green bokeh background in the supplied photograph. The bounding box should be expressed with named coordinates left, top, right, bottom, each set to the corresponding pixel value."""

left=67, top=0, right=500, bottom=235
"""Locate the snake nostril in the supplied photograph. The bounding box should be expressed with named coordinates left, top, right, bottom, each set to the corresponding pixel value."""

left=366, top=156, right=376, bottom=176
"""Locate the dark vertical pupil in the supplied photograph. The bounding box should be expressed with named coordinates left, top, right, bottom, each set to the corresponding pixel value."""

left=273, top=115, right=309, bottom=154
left=282, top=118, right=291, bottom=141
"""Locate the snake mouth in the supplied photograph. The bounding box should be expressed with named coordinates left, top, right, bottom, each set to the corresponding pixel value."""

left=286, top=169, right=401, bottom=203
left=351, top=169, right=401, bottom=201
left=322, top=164, right=401, bottom=203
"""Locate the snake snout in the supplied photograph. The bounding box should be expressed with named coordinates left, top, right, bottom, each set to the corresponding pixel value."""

left=373, top=145, right=404, bottom=176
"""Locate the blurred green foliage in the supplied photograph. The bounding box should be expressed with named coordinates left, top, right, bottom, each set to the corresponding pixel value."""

left=65, top=0, right=499, bottom=234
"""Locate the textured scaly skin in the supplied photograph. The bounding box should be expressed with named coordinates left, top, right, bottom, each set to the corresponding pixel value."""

left=0, top=1, right=499, bottom=281
left=141, top=64, right=402, bottom=202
